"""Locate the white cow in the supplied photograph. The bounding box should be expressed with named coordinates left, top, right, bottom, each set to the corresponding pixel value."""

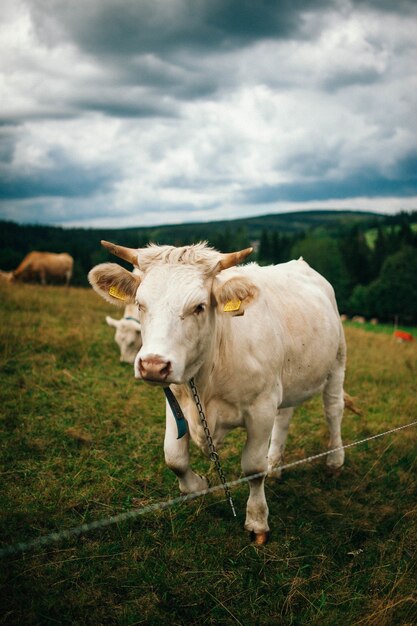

left=106, top=303, right=142, bottom=363
left=89, top=241, right=348, bottom=544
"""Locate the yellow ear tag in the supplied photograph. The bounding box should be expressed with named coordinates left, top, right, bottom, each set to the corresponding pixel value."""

left=109, top=285, right=128, bottom=301
left=223, top=299, right=241, bottom=313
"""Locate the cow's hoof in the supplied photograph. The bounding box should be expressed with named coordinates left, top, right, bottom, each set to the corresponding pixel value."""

left=251, top=531, right=270, bottom=545
left=326, top=465, right=344, bottom=477
left=179, top=474, right=209, bottom=495
left=198, top=474, right=210, bottom=489
left=326, top=449, right=345, bottom=469
left=267, top=466, right=282, bottom=480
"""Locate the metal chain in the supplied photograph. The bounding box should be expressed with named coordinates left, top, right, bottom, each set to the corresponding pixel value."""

left=189, top=377, right=237, bottom=517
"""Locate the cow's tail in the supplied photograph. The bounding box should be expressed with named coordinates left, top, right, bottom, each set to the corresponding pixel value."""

left=343, top=391, right=362, bottom=415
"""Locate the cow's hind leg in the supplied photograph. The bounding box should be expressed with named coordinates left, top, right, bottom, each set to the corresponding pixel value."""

left=267, top=407, right=294, bottom=479
left=323, top=343, right=346, bottom=470
left=164, top=403, right=209, bottom=494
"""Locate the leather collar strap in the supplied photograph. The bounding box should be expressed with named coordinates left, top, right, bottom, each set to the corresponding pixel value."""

left=123, top=317, right=141, bottom=325
left=164, top=387, right=188, bottom=439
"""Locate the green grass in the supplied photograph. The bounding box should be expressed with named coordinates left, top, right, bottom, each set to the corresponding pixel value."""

left=344, top=319, right=416, bottom=337
left=1, top=283, right=416, bottom=625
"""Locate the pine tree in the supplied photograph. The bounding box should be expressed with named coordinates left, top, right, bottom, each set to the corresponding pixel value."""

left=371, top=226, right=388, bottom=279
left=258, top=229, right=271, bottom=264
left=340, top=226, right=372, bottom=287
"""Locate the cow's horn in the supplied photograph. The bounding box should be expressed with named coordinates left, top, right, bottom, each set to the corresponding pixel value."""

left=101, top=240, right=138, bottom=266
left=219, top=247, right=253, bottom=270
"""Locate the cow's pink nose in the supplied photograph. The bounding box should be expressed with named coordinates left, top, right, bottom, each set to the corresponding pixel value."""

left=139, top=356, right=171, bottom=381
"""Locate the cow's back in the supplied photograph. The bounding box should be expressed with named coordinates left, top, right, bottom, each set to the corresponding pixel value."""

left=14, top=252, right=74, bottom=282
left=216, top=259, right=345, bottom=408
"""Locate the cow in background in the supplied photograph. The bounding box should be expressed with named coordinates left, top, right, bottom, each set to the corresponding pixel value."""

left=394, top=330, right=413, bottom=343
left=0, top=270, right=13, bottom=282
left=106, top=303, right=142, bottom=364
left=89, top=240, right=349, bottom=544
left=5, top=252, right=74, bottom=285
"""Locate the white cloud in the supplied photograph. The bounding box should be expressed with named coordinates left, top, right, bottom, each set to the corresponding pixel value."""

left=0, top=0, right=416, bottom=227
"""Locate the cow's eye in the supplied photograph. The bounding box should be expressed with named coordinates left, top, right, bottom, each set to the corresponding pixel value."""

left=194, top=303, right=206, bottom=315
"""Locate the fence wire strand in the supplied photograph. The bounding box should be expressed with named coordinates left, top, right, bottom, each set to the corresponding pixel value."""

left=1, top=420, right=416, bottom=558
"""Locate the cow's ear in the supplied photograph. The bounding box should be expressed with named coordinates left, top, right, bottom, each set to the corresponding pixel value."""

left=106, top=315, right=120, bottom=328
left=212, top=275, right=258, bottom=316
left=88, top=263, right=141, bottom=307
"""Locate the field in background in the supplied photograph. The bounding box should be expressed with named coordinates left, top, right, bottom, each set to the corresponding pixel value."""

left=345, top=319, right=416, bottom=337
left=0, top=282, right=416, bottom=625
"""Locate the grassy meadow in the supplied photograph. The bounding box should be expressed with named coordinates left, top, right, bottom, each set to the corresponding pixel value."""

left=0, top=281, right=416, bottom=625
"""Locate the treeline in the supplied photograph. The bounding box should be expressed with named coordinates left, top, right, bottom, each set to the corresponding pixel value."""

left=257, top=214, right=417, bottom=323
left=0, top=210, right=416, bottom=323
left=0, top=221, right=256, bottom=285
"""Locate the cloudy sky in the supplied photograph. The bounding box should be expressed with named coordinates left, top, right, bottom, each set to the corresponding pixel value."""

left=0, top=0, right=416, bottom=228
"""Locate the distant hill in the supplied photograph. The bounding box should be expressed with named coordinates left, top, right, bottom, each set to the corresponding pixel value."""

left=111, top=209, right=384, bottom=242
left=0, top=208, right=412, bottom=287
left=0, top=208, right=384, bottom=251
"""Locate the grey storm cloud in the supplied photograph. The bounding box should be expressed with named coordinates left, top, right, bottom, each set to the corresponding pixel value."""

left=321, top=66, right=383, bottom=91
left=70, top=93, right=179, bottom=120
left=244, top=164, right=417, bottom=205
left=0, top=149, right=116, bottom=200
left=27, top=0, right=417, bottom=62
left=25, top=0, right=331, bottom=107
left=29, top=0, right=327, bottom=55
left=0, top=0, right=416, bottom=227
left=28, top=0, right=408, bottom=105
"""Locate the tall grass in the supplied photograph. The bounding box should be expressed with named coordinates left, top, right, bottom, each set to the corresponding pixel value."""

left=1, top=282, right=416, bottom=625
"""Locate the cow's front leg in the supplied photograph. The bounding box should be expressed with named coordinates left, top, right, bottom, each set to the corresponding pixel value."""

left=242, top=409, right=275, bottom=544
left=164, top=402, right=209, bottom=494
left=267, top=407, right=294, bottom=479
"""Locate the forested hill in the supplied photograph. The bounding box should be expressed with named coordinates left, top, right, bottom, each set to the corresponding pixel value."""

left=1, top=209, right=417, bottom=323
left=0, top=208, right=383, bottom=272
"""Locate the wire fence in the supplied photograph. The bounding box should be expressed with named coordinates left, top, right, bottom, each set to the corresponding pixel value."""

left=1, top=420, right=416, bottom=558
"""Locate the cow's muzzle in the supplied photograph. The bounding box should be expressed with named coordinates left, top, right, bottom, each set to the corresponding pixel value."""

left=138, top=356, right=172, bottom=383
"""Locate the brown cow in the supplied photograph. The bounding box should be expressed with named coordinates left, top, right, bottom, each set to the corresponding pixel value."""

left=8, top=252, right=74, bottom=285
left=0, top=270, right=13, bottom=282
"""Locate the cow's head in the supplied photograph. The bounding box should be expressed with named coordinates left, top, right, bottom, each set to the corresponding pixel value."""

left=88, top=241, right=255, bottom=385
left=106, top=308, right=142, bottom=364
left=0, top=270, right=14, bottom=283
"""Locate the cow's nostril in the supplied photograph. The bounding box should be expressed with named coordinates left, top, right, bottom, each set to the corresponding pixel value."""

left=160, top=361, right=171, bottom=377
left=139, top=356, right=171, bottom=381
